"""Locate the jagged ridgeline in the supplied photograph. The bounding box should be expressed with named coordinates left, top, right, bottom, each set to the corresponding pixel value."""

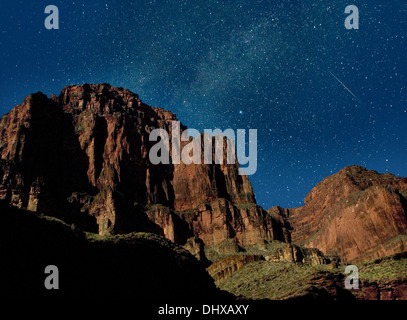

left=0, top=84, right=287, bottom=258
left=1, top=84, right=407, bottom=300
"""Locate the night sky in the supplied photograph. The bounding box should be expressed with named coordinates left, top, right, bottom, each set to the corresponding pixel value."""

left=1, top=1, right=407, bottom=209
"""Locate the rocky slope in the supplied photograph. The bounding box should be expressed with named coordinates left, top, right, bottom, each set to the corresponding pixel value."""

left=281, top=166, right=407, bottom=262
left=206, top=241, right=338, bottom=284
left=0, top=83, right=285, bottom=259
left=217, top=252, right=407, bottom=300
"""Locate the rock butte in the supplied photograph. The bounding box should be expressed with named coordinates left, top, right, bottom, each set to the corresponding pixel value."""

left=284, top=165, right=407, bottom=262
left=1, top=83, right=406, bottom=263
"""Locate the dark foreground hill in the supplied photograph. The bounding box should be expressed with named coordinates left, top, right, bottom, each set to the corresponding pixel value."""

left=0, top=200, right=230, bottom=300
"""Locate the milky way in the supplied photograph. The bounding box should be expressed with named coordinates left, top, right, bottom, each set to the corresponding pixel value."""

left=1, top=0, right=406, bottom=208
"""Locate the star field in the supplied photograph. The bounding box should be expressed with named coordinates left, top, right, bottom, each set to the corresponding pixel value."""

left=1, top=0, right=406, bottom=208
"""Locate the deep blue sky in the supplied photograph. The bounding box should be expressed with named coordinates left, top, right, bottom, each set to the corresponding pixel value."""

left=1, top=1, right=406, bottom=209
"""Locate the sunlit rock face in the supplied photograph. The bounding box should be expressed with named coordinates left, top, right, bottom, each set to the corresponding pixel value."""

left=286, top=165, right=407, bottom=262
left=0, top=83, right=284, bottom=253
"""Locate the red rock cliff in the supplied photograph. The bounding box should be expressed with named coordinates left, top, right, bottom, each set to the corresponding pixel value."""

left=285, top=166, right=407, bottom=262
left=0, top=84, right=284, bottom=254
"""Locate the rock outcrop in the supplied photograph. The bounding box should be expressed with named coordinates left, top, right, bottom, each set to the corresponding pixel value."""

left=284, top=166, right=407, bottom=262
left=264, top=243, right=339, bottom=267
left=206, top=241, right=337, bottom=285
left=0, top=84, right=284, bottom=256
left=207, top=255, right=264, bottom=284
left=355, top=280, right=407, bottom=300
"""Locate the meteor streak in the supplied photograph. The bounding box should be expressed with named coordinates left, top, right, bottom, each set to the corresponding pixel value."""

left=328, top=70, right=360, bottom=101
